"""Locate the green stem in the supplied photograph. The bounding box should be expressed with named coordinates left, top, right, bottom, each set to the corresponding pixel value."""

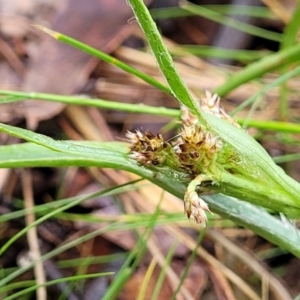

left=0, top=89, right=179, bottom=118
left=151, top=5, right=273, bottom=20
left=128, top=0, right=205, bottom=123
left=2, top=89, right=300, bottom=133
left=238, top=118, right=300, bottom=133
left=180, top=1, right=282, bottom=42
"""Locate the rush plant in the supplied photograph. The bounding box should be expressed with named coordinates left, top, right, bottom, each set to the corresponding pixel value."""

left=127, top=0, right=300, bottom=226
left=0, top=0, right=299, bottom=260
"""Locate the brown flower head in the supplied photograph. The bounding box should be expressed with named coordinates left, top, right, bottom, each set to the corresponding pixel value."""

left=201, top=90, right=240, bottom=127
left=184, top=190, right=210, bottom=227
left=175, top=123, right=222, bottom=175
left=126, top=130, right=169, bottom=166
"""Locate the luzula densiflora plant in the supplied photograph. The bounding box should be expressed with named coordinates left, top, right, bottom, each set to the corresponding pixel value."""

left=127, top=91, right=244, bottom=227
left=127, top=88, right=300, bottom=228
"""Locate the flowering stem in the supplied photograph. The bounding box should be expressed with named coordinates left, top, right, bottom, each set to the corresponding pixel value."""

left=128, top=0, right=300, bottom=226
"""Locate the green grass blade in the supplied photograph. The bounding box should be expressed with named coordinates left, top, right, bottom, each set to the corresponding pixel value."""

left=231, top=63, right=300, bottom=116
left=202, top=5, right=274, bottom=18
left=151, top=5, right=274, bottom=20
left=0, top=180, right=143, bottom=223
left=171, top=45, right=272, bottom=63
left=102, top=200, right=161, bottom=300
left=237, top=118, right=300, bottom=133
left=0, top=180, right=139, bottom=256
left=273, top=154, right=300, bottom=164
left=3, top=273, right=113, bottom=300
left=280, top=3, right=300, bottom=50
left=151, top=241, right=177, bottom=300
left=207, top=194, right=300, bottom=258
left=0, top=280, right=34, bottom=294
left=278, top=3, right=300, bottom=119
left=1, top=217, right=162, bottom=287
left=0, top=122, right=130, bottom=166
left=215, top=43, right=300, bottom=97
left=2, top=90, right=300, bottom=134
left=56, top=254, right=129, bottom=269
left=171, top=230, right=205, bottom=299
left=180, top=1, right=282, bottom=42
left=0, top=89, right=179, bottom=118
left=35, top=25, right=171, bottom=95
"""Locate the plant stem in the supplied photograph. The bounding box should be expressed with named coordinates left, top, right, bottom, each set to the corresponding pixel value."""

left=128, top=0, right=206, bottom=124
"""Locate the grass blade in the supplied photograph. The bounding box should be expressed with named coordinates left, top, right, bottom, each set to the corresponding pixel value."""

left=181, top=1, right=282, bottom=42
left=35, top=25, right=171, bottom=95
left=128, top=0, right=202, bottom=122
left=0, top=89, right=179, bottom=117
left=215, top=43, right=300, bottom=96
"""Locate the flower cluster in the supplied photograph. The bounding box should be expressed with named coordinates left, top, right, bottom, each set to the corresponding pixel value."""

left=181, top=90, right=239, bottom=128
left=126, top=130, right=169, bottom=166
left=184, top=189, right=210, bottom=225
left=201, top=90, right=240, bottom=127
left=176, top=123, right=222, bottom=176
left=126, top=92, right=233, bottom=227
left=126, top=125, right=219, bottom=227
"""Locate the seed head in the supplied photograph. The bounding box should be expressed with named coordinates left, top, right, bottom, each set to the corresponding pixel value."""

left=184, top=190, right=210, bottom=227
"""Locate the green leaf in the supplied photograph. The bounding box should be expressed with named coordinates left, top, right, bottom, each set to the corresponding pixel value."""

left=214, top=43, right=300, bottom=97
left=0, top=137, right=299, bottom=257
left=128, top=0, right=201, bottom=122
